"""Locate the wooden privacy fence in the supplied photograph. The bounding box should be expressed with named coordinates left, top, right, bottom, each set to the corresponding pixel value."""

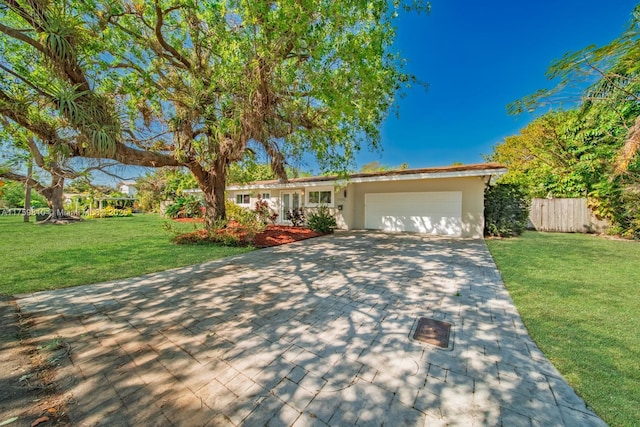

left=529, top=198, right=609, bottom=233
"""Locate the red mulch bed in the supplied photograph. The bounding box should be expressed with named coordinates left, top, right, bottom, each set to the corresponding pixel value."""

left=173, top=219, right=324, bottom=248
left=254, top=225, right=323, bottom=247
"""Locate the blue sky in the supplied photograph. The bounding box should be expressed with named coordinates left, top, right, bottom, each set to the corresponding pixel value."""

left=353, top=0, right=639, bottom=170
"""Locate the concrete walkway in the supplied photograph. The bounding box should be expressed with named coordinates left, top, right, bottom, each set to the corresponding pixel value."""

left=15, top=232, right=605, bottom=426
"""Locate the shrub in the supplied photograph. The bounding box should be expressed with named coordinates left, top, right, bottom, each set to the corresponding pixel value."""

left=173, top=229, right=245, bottom=246
left=307, top=205, right=337, bottom=233
left=164, top=195, right=203, bottom=218
left=164, top=201, right=182, bottom=218
left=611, top=186, right=640, bottom=239
left=484, top=183, right=529, bottom=237
left=255, top=200, right=278, bottom=225
left=225, top=200, right=265, bottom=239
left=286, top=207, right=305, bottom=227
left=181, top=196, right=203, bottom=218
left=589, top=179, right=640, bottom=239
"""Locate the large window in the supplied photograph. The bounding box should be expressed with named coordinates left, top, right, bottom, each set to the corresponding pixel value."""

left=307, top=188, right=333, bottom=206
left=235, top=194, right=250, bottom=205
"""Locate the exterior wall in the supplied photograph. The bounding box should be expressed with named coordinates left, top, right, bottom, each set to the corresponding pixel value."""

left=119, top=184, right=135, bottom=196
left=332, top=185, right=349, bottom=229
left=227, top=189, right=277, bottom=211
left=347, top=176, right=487, bottom=238
left=228, top=187, right=349, bottom=225
left=227, top=176, right=487, bottom=237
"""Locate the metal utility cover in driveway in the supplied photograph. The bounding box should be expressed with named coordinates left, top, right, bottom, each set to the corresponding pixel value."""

left=413, top=317, right=451, bottom=348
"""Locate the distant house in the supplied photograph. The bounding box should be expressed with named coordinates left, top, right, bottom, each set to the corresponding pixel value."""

left=118, top=180, right=137, bottom=196
left=190, top=163, right=507, bottom=238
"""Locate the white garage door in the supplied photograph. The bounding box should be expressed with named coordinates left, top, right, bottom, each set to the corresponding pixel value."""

left=364, top=191, right=462, bottom=236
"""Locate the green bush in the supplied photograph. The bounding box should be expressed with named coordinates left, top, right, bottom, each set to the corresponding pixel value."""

left=164, top=195, right=203, bottom=218
left=307, top=205, right=337, bottom=233
left=0, top=180, right=48, bottom=208
left=484, top=183, right=529, bottom=237
left=610, top=186, right=640, bottom=239
left=172, top=228, right=246, bottom=246
left=225, top=200, right=265, bottom=236
left=173, top=202, right=267, bottom=247
left=588, top=177, right=640, bottom=239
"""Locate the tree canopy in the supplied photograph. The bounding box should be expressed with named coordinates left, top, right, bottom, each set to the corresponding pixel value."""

left=0, top=0, right=428, bottom=228
left=499, top=3, right=640, bottom=238
left=509, top=3, right=640, bottom=173
left=490, top=108, right=636, bottom=197
left=491, top=105, right=640, bottom=238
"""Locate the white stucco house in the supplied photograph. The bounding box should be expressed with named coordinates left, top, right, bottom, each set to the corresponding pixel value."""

left=118, top=180, right=137, bottom=196
left=224, top=163, right=506, bottom=238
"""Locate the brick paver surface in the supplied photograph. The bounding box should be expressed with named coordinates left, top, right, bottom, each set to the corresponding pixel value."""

left=15, top=232, right=606, bottom=426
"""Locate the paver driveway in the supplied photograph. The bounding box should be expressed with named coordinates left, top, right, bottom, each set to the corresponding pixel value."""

left=16, top=232, right=605, bottom=426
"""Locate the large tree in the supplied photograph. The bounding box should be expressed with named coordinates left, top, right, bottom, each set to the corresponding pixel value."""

left=0, top=119, right=75, bottom=219
left=0, top=121, right=125, bottom=221
left=0, top=0, right=427, bottom=229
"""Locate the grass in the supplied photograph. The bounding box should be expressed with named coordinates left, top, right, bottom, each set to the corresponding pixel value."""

left=486, top=231, right=640, bottom=427
left=0, top=214, right=252, bottom=295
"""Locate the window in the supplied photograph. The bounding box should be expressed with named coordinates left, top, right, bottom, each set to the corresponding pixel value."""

left=260, top=193, right=271, bottom=200
left=307, top=189, right=333, bottom=206
left=235, top=194, right=250, bottom=205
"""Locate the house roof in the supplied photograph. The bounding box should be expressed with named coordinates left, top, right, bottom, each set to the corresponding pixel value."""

left=226, top=162, right=507, bottom=190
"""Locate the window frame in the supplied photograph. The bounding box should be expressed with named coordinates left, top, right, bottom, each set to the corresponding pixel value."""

left=306, top=187, right=334, bottom=207
left=235, top=193, right=251, bottom=205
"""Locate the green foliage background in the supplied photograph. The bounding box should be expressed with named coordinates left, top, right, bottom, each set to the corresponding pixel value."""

left=484, top=183, right=530, bottom=237
left=0, top=180, right=48, bottom=208
left=495, top=3, right=640, bottom=238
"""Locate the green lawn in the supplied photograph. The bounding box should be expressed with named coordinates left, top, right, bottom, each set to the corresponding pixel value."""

left=486, top=232, right=640, bottom=427
left=0, top=214, right=252, bottom=295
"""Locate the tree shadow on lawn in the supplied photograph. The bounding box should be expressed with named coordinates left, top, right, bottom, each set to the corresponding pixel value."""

left=13, top=232, right=604, bottom=426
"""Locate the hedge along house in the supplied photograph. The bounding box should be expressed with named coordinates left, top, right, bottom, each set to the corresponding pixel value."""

left=226, top=163, right=507, bottom=238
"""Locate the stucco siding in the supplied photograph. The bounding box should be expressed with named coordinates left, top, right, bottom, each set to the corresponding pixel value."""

left=348, top=177, right=486, bottom=238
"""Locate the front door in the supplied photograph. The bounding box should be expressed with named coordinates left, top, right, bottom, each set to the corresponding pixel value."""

left=281, top=191, right=301, bottom=223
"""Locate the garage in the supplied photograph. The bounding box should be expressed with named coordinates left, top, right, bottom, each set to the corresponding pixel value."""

left=364, top=191, right=462, bottom=236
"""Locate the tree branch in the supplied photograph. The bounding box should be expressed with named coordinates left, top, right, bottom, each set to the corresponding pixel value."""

left=24, top=136, right=46, bottom=168
left=616, top=114, right=640, bottom=174
left=0, top=89, right=69, bottom=146
left=153, top=0, right=192, bottom=70
left=1, top=89, right=183, bottom=169
left=0, top=170, right=46, bottom=192
left=0, top=63, right=54, bottom=99
left=585, top=59, right=640, bottom=103
left=0, top=22, right=47, bottom=53
left=4, top=0, right=46, bottom=32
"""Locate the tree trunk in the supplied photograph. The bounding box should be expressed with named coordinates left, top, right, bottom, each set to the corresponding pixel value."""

left=40, top=174, right=66, bottom=220
left=49, top=174, right=65, bottom=220
left=23, top=158, right=33, bottom=222
left=189, top=159, right=227, bottom=230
